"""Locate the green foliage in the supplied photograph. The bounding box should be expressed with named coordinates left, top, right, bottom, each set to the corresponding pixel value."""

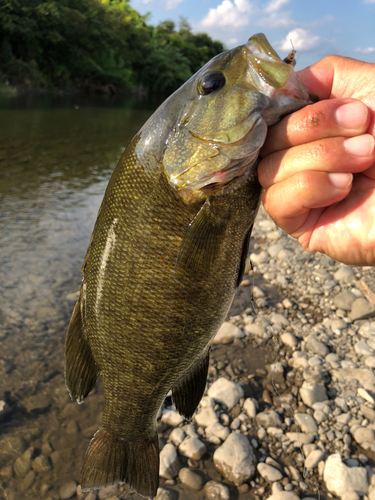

left=0, top=0, right=226, bottom=94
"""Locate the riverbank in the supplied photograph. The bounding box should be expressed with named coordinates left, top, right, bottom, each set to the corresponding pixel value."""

left=2, top=205, right=375, bottom=500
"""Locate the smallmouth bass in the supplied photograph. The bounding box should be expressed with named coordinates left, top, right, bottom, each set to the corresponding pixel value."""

left=65, top=33, right=315, bottom=498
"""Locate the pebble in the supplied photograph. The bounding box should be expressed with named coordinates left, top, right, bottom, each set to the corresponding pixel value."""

left=213, top=322, right=245, bottom=344
left=285, top=433, right=315, bottom=445
left=255, top=409, right=282, bottom=428
left=204, top=480, right=230, bottom=500
left=161, top=410, right=184, bottom=427
left=353, top=427, right=375, bottom=446
left=243, top=398, right=257, bottom=418
left=294, top=413, right=318, bottom=434
left=299, top=381, right=327, bottom=408
left=32, top=454, right=51, bottom=472
left=304, top=449, right=325, bottom=469
left=14, top=447, right=34, bottom=477
left=334, top=266, right=355, bottom=283
left=358, top=387, right=375, bottom=405
left=355, top=340, right=373, bottom=356
left=159, top=443, right=180, bottom=479
left=178, top=467, right=205, bottom=490
left=280, top=332, right=298, bottom=349
left=195, top=407, right=218, bottom=428
left=250, top=251, right=268, bottom=264
left=257, top=463, right=283, bottom=482
left=350, top=298, right=375, bottom=321
left=205, top=422, right=230, bottom=441
left=179, top=437, right=207, bottom=460
left=266, top=491, right=300, bottom=500
left=271, top=313, right=289, bottom=326
left=207, top=378, right=244, bottom=410
left=98, top=485, right=119, bottom=499
left=305, top=336, right=329, bottom=357
left=59, top=481, right=77, bottom=499
left=169, top=428, right=186, bottom=447
left=155, top=487, right=178, bottom=500
left=213, top=432, right=256, bottom=486
left=333, top=291, right=357, bottom=310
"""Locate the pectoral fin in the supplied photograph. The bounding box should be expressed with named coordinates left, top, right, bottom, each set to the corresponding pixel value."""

left=172, top=352, right=210, bottom=420
left=175, top=199, right=228, bottom=275
left=236, top=224, right=253, bottom=287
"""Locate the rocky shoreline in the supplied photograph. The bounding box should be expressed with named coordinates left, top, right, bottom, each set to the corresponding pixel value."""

left=3, top=206, right=375, bottom=500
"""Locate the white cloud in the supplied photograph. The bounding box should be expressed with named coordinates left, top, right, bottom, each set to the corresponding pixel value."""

left=278, top=28, right=321, bottom=51
left=264, top=0, right=290, bottom=13
left=355, top=46, right=375, bottom=53
left=257, top=11, right=293, bottom=28
left=364, top=0, right=375, bottom=3
left=199, top=0, right=252, bottom=28
left=164, top=0, right=184, bottom=9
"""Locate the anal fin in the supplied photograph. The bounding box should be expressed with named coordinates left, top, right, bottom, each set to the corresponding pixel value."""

left=81, top=427, right=159, bottom=499
left=172, top=352, right=210, bottom=420
left=65, top=296, right=100, bottom=403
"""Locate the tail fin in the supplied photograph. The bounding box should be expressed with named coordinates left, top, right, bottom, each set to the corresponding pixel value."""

left=65, top=297, right=100, bottom=403
left=81, top=428, right=159, bottom=499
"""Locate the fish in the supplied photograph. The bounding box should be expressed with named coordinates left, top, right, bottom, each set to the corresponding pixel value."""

left=65, top=33, right=316, bottom=499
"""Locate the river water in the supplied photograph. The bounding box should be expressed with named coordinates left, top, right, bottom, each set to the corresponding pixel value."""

left=0, top=93, right=275, bottom=500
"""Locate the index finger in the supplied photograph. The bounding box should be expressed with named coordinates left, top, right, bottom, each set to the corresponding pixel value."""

left=260, top=98, right=370, bottom=157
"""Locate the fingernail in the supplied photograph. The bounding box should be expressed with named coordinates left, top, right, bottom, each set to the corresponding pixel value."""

left=335, top=101, right=368, bottom=129
left=328, top=173, right=353, bottom=189
left=344, top=134, right=375, bottom=157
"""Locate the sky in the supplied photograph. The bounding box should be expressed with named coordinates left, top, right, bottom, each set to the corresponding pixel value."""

left=130, top=0, right=375, bottom=69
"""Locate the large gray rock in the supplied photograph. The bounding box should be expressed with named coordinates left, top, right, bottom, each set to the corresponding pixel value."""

left=213, top=322, right=245, bottom=344
left=207, top=378, right=244, bottom=410
left=323, top=453, right=368, bottom=497
left=213, top=433, right=256, bottom=486
left=159, top=443, right=180, bottom=479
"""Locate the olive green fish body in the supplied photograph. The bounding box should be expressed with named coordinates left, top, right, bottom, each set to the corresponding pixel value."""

left=65, top=33, right=316, bottom=498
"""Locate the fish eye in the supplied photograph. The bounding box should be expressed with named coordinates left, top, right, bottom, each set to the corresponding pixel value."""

left=198, top=72, right=226, bottom=95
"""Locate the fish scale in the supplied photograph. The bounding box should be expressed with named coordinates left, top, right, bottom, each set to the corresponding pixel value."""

left=65, top=33, right=316, bottom=498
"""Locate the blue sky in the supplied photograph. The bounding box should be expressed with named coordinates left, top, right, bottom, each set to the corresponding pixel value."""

left=130, top=0, right=375, bottom=69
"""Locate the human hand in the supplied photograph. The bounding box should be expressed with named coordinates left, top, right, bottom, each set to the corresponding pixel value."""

left=258, top=56, right=375, bottom=266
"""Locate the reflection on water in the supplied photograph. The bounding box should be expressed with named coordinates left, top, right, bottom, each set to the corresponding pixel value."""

left=0, top=93, right=156, bottom=499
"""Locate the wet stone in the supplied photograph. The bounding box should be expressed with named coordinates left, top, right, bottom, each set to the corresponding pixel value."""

left=32, top=454, right=51, bottom=472
left=98, top=484, right=119, bottom=499
left=22, top=393, right=50, bottom=412
left=59, top=480, right=77, bottom=499
left=14, top=446, right=34, bottom=477
left=178, top=467, right=205, bottom=490
left=155, top=487, right=178, bottom=500
left=19, top=470, right=35, bottom=492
